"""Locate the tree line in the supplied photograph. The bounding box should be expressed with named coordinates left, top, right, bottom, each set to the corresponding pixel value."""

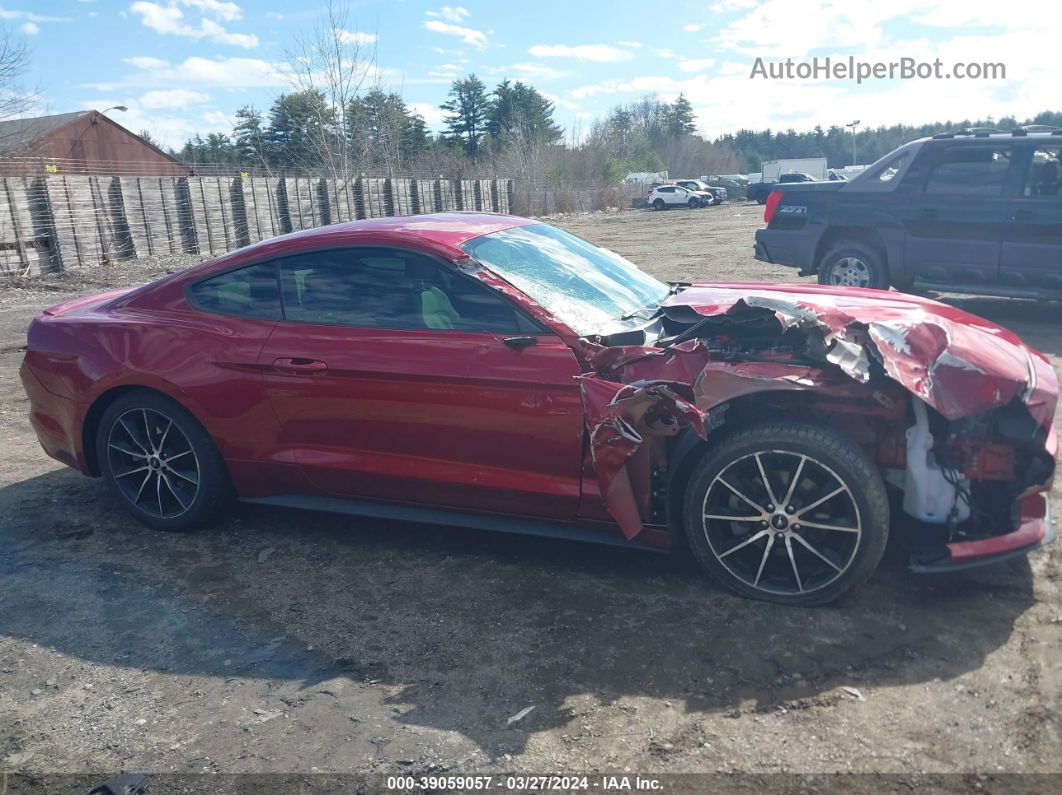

left=719, top=111, right=1062, bottom=172
left=176, top=69, right=1062, bottom=185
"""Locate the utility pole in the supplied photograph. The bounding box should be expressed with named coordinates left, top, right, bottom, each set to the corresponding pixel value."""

left=845, top=119, right=860, bottom=167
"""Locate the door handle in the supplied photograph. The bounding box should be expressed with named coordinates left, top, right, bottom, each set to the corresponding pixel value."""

left=1013, top=209, right=1035, bottom=221
left=503, top=336, right=538, bottom=349
left=272, top=357, right=328, bottom=374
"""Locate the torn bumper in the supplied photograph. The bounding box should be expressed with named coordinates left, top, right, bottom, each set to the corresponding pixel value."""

left=909, top=495, right=1055, bottom=573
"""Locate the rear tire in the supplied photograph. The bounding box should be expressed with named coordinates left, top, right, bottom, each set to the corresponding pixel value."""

left=653, top=199, right=666, bottom=210
left=682, top=422, right=889, bottom=606
left=817, top=240, right=888, bottom=289
left=96, top=390, right=231, bottom=531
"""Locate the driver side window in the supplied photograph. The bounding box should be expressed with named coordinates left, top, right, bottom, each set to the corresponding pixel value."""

left=1023, top=147, right=1062, bottom=198
left=276, top=248, right=540, bottom=333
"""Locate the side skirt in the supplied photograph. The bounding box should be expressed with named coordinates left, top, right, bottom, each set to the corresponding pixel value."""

left=241, top=495, right=666, bottom=552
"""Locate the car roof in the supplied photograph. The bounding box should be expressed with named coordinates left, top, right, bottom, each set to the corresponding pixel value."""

left=123, top=212, right=539, bottom=301
left=210, top=212, right=537, bottom=267
left=260, top=212, right=535, bottom=252
left=920, top=130, right=1062, bottom=144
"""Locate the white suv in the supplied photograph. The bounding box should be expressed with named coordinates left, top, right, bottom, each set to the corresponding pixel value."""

left=647, top=184, right=713, bottom=210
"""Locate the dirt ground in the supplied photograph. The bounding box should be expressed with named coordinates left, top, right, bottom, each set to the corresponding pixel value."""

left=1, top=203, right=1061, bottom=785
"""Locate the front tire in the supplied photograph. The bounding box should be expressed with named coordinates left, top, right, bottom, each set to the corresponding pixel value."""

left=682, top=422, right=888, bottom=606
left=817, top=241, right=888, bottom=289
left=688, top=198, right=700, bottom=209
left=96, top=390, right=231, bottom=531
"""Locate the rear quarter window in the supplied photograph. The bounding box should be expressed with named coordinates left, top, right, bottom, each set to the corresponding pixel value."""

left=186, top=262, right=282, bottom=320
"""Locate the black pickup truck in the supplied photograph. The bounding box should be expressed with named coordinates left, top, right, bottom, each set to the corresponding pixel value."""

left=747, top=172, right=817, bottom=204
left=754, top=130, right=1062, bottom=297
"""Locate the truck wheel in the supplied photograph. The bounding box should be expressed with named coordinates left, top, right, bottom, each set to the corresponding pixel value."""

left=682, top=422, right=889, bottom=606
left=817, top=241, right=888, bottom=289
left=653, top=199, right=666, bottom=210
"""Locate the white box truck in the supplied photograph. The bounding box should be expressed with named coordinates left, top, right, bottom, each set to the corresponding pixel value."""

left=760, top=157, right=828, bottom=182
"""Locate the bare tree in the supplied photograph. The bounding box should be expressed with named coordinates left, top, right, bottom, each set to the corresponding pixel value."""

left=283, top=0, right=377, bottom=178
left=0, top=29, right=37, bottom=152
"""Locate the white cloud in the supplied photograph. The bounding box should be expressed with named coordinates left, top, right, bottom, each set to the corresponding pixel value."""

left=528, top=44, right=634, bottom=62
left=129, top=0, right=258, bottom=48
left=337, top=30, right=378, bottom=46
left=485, top=62, right=567, bottom=80
left=265, top=11, right=283, bottom=20
left=408, top=102, right=447, bottom=129
left=125, top=55, right=170, bottom=70
left=541, top=91, right=578, bottom=110
left=426, top=6, right=469, bottom=24
left=423, top=19, right=487, bottom=49
left=182, top=0, right=242, bottom=21
left=110, top=55, right=289, bottom=89
left=138, top=88, right=211, bottom=109
left=683, top=23, right=705, bottom=32
left=19, top=21, right=37, bottom=35
left=678, top=58, right=716, bottom=73
left=0, top=8, right=70, bottom=23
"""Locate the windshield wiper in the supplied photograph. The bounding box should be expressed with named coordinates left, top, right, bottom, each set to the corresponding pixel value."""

left=620, top=283, right=686, bottom=321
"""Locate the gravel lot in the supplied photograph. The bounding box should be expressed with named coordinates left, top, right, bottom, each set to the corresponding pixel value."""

left=1, top=203, right=1060, bottom=786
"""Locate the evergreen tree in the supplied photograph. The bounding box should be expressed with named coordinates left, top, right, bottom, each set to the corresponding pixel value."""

left=265, top=90, right=336, bottom=169
left=663, top=93, right=696, bottom=136
left=487, top=79, right=562, bottom=143
left=232, top=106, right=268, bottom=166
left=440, top=74, right=491, bottom=157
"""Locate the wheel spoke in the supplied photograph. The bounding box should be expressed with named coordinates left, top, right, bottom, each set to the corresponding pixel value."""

left=133, top=470, right=152, bottom=504
left=109, top=442, right=145, bottom=459
left=717, top=477, right=768, bottom=515
left=115, top=465, right=149, bottom=479
left=156, top=469, right=164, bottom=516
left=784, top=535, right=803, bottom=592
left=795, top=485, right=846, bottom=517
left=163, top=449, right=193, bottom=465
left=141, top=409, right=157, bottom=452
left=797, top=519, right=860, bottom=534
left=161, top=472, right=190, bottom=509
left=166, top=466, right=199, bottom=486
left=157, top=419, right=173, bottom=454
left=753, top=533, right=776, bottom=586
left=118, top=417, right=148, bottom=454
left=753, top=453, right=780, bottom=507
left=718, top=529, right=769, bottom=559
left=780, top=455, right=806, bottom=508
left=704, top=513, right=762, bottom=522
left=792, top=533, right=842, bottom=572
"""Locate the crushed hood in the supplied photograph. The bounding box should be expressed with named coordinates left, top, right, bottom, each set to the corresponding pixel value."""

left=661, top=282, right=1058, bottom=426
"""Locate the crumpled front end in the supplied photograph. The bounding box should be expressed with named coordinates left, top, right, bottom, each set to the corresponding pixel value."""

left=575, top=283, right=1057, bottom=570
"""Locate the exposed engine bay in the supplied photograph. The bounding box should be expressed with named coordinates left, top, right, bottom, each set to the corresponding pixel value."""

left=573, top=283, right=1057, bottom=567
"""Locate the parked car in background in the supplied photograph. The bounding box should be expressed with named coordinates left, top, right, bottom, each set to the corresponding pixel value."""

left=647, top=184, right=713, bottom=209
left=754, top=130, right=1062, bottom=297
left=674, top=179, right=728, bottom=204
left=748, top=172, right=818, bottom=204
left=20, top=213, right=1057, bottom=606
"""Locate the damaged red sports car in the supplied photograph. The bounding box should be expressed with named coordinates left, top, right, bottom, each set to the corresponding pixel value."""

left=20, top=214, right=1057, bottom=605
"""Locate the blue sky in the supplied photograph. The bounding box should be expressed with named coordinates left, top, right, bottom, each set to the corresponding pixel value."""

left=7, top=0, right=1060, bottom=149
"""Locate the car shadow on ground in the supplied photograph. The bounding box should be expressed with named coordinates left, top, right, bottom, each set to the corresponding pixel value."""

left=0, top=468, right=1038, bottom=757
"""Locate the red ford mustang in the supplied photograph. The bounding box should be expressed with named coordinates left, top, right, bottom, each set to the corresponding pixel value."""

left=20, top=214, right=1057, bottom=605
